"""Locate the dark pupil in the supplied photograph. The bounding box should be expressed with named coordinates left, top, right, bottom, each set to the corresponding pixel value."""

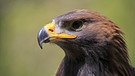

left=72, top=20, right=83, bottom=29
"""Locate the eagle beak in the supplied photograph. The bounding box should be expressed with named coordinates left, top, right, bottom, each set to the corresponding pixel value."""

left=37, top=22, right=76, bottom=49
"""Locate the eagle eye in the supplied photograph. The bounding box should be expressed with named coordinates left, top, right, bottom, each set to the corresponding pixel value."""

left=70, top=20, right=83, bottom=31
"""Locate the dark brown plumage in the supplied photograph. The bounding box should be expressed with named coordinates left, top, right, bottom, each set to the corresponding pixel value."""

left=37, top=9, right=135, bottom=76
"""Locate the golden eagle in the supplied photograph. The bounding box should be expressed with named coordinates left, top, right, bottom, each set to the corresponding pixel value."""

left=37, top=9, right=135, bottom=76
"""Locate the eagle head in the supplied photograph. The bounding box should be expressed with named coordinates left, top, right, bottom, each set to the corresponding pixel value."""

left=37, top=9, right=134, bottom=76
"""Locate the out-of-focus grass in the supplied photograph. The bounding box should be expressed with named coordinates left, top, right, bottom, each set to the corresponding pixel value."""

left=0, top=0, right=135, bottom=76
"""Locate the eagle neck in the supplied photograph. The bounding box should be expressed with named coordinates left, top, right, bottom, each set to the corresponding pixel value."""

left=55, top=38, right=133, bottom=76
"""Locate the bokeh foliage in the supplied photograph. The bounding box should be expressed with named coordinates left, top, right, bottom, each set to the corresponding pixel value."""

left=0, top=0, right=135, bottom=76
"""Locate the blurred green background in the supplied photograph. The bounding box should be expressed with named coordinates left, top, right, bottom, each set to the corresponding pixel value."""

left=0, top=0, right=135, bottom=76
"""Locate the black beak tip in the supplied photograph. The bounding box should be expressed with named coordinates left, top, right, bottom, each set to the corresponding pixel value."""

left=39, top=44, right=43, bottom=49
left=37, top=34, right=43, bottom=49
left=38, top=39, right=43, bottom=49
left=37, top=27, right=49, bottom=49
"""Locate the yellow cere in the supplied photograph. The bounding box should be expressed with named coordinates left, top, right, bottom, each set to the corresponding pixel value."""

left=44, top=22, right=77, bottom=39
left=44, top=22, right=55, bottom=34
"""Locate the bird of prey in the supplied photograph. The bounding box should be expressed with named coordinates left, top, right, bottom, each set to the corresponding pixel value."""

left=37, top=9, right=135, bottom=76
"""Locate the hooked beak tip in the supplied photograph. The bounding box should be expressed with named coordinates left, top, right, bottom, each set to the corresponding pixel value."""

left=38, top=41, right=43, bottom=49
left=37, top=34, right=43, bottom=49
left=37, top=27, right=49, bottom=49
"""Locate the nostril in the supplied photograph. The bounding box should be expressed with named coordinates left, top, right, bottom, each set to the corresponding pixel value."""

left=49, top=29, right=54, bottom=32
